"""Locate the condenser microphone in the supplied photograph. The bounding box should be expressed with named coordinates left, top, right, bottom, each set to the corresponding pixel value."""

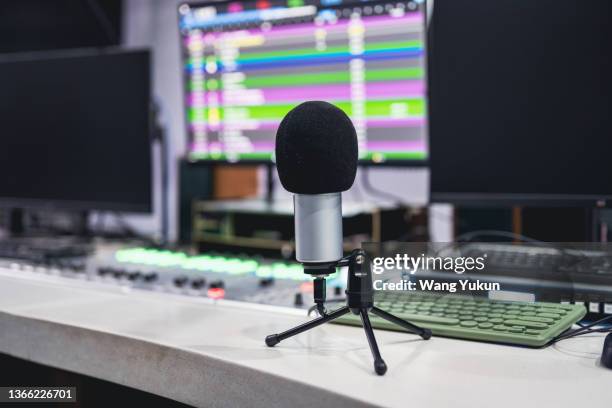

left=275, top=101, right=358, bottom=275
left=268, top=102, right=431, bottom=368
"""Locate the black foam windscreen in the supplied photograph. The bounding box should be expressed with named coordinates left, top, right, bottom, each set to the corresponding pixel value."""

left=275, top=101, right=358, bottom=194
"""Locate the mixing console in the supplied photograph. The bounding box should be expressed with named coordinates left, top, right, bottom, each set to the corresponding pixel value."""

left=0, top=245, right=345, bottom=310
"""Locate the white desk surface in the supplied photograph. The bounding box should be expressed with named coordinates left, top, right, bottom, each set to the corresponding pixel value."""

left=0, top=269, right=610, bottom=408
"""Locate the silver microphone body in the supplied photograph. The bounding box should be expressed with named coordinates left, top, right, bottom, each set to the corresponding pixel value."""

left=294, top=192, right=343, bottom=264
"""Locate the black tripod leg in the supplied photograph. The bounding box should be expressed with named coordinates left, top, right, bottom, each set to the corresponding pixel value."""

left=359, top=309, right=387, bottom=376
left=266, top=306, right=350, bottom=347
left=371, top=307, right=432, bottom=340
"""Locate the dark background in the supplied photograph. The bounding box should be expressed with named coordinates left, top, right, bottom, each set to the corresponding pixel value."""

left=0, top=0, right=122, bottom=54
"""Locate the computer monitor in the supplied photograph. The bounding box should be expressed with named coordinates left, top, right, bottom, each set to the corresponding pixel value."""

left=0, top=49, right=152, bottom=213
left=428, top=0, right=612, bottom=206
left=178, top=0, right=427, bottom=164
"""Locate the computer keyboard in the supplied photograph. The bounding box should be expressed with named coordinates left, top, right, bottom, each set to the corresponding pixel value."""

left=334, top=291, right=586, bottom=347
left=460, top=244, right=612, bottom=286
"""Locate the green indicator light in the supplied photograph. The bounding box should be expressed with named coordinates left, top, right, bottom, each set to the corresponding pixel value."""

left=180, top=258, right=195, bottom=269
left=256, top=265, right=273, bottom=278
left=267, top=263, right=306, bottom=281
left=115, top=248, right=150, bottom=264
left=116, top=249, right=304, bottom=280
left=189, top=81, right=205, bottom=91
left=212, top=257, right=228, bottom=273
left=207, top=257, right=219, bottom=272
left=241, top=261, right=254, bottom=274
left=226, top=259, right=244, bottom=274
left=271, top=263, right=285, bottom=277
left=206, top=79, right=219, bottom=91
left=239, top=260, right=259, bottom=274
left=184, top=256, right=210, bottom=271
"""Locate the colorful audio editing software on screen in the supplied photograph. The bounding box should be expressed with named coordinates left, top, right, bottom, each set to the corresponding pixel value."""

left=179, top=0, right=427, bottom=163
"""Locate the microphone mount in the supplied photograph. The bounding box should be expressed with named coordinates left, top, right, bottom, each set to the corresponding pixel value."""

left=265, top=249, right=432, bottom=376
left=302, top=262, right=336, bottom=315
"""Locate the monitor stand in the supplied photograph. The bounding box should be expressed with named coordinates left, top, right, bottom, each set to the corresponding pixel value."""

left=8, top=208, right=25, bottom=236
left=265, top=162, right=275, bottom=204
left=5, top=208, right=92, bottom=241
left=73, top=211, right=92, bottom=239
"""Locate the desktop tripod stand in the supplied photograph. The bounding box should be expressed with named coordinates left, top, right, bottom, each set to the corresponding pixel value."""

left=265, top=249, right=432, bottom=375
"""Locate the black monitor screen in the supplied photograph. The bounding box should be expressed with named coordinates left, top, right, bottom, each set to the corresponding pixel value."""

left=429, top=0, right=612, bottom=205
left=0, top=50, right=152, bottom=212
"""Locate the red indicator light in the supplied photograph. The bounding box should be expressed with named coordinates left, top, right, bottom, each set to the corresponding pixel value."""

left=207, top=287, right=225, bottom=299
left=300, top=282, right=314, bottom=292
left=256, top=0, right=271, bottom=9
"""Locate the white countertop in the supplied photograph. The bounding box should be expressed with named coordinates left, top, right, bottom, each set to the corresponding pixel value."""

left=0, top=268, right=610, bottom=408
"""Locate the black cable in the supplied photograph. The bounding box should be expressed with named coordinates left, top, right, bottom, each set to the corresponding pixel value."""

left=550, top=327, right=612, bottom=344
left=313, top=277, right=327, bottom=315
left=96, top=213, right=106, bottom=234
left=549, top=315, right=612, bottom=345
left=359, top=168, right=452, bottom=228
left=159, top=114, right=170, bottom=247
left=85, top=0, right=119, bottom=44
left=111, top=212, right=157, bottom=246
left=308, top=298, right=346, bottom=316
left=555, top=315, right=612, bottom=341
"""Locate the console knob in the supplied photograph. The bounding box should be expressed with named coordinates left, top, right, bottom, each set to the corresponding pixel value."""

left=259, top=277, right=274, bottom=287
left=174, top=276, right=189, bottom=287
left=209, top=280, right=225, bottom=289
left=191, top=278, right=206, bottom=289
left=143, top=272, right=158, bottom=282
left=127, top=271, right=141, bottom=281
left=73, top=262, right=86, bottom=272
